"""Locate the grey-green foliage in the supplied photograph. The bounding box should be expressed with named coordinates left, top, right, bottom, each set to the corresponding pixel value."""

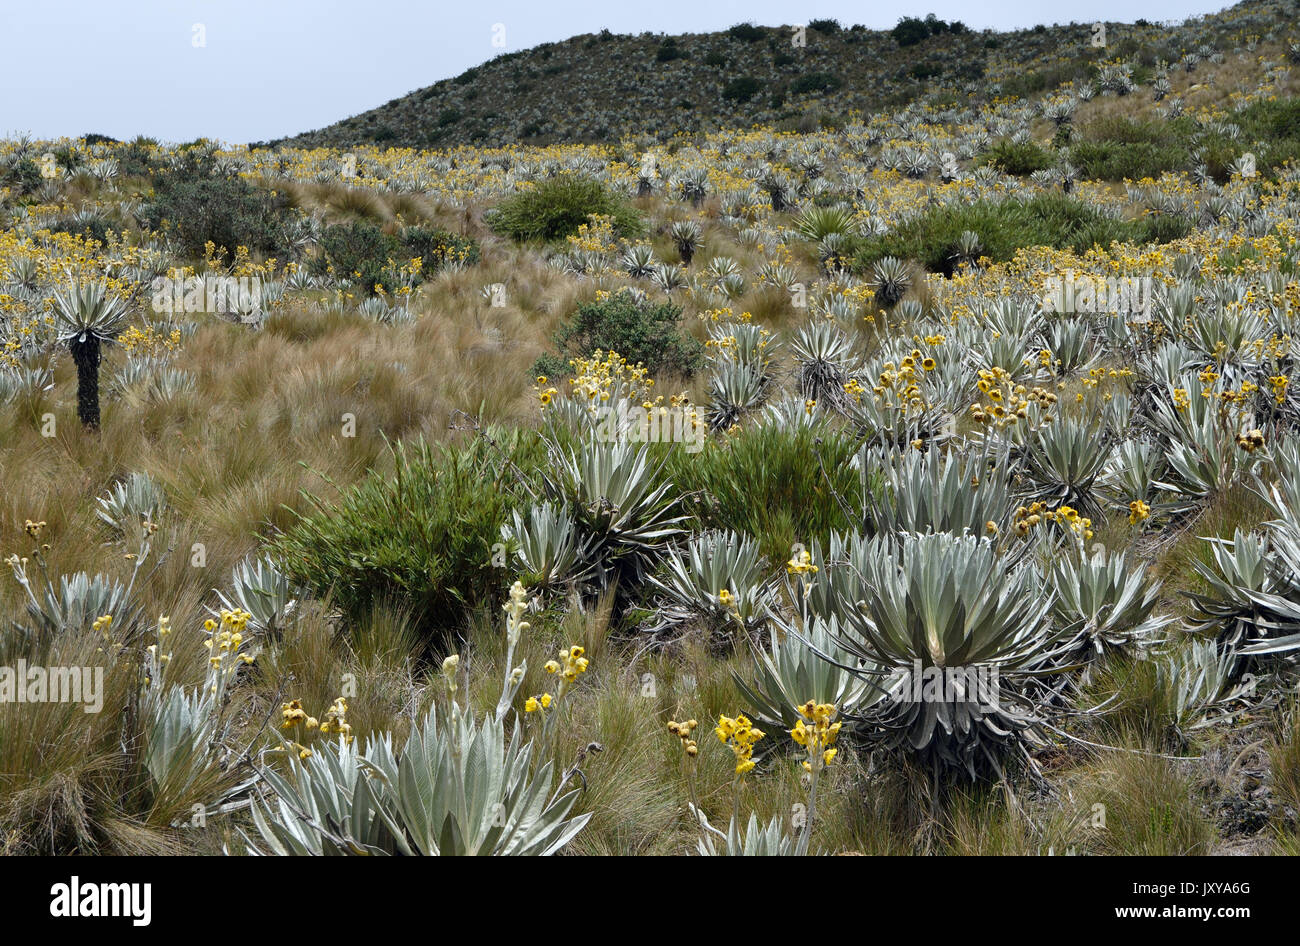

left=826, top=532, right=1070, bottom=778
left=212, top=555, right=296, bottom=636
left=96, top=471, right=167, bottom=536
left=861, top=444, right=1012, bottom=537
left=542, top=440, right=688, bottom=587
left=501, top=501, right=594, bottom=594
left=695, top=809, right=799, bottom=856
left=735, top=613, right=880, bottom=733
left=245, top=702, right=590, bottom=856
left=1048, top=548, right=1169, bottom=664
left=645, top=529, right=775, bottom=636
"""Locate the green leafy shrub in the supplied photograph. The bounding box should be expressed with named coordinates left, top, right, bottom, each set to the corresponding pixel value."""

left=854, top=194, right=1192, bottom=275
left=270, top=434, right=543, bottom=638
left=981, top=138, right=1056, bottom=176
left=790, top=72, right=843, bottom=95
left=314, top=222, right=478, bottom=292
left=665, top=423, right=862, bottom=562
left=400, top=224, right=480, bottom=275
left=1069, top=117, right=1188, bottom=181
left=488, top=176, right=641, bottom=243
left=142, top=165, right=295, bottom=260
left=535, top=291, right=703, bottom=379
left=722, top=77, right=764, bottom=103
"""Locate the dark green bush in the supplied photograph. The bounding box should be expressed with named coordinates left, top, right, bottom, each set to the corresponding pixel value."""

left=656, top=42, right=687, bottom=62
left=727, top=23, right=766, bottom=42
left=315, top=222, right=479, bottom=292
left=664, top=424, right=862, bottom=563
left=142, top=163, right=295, bottom=260
left=854, top=193, right=1192, bottom=275
left=488, top=176, right=642, bottom=243
left=1069, top=117, right=1188, bottom=181
left=981, top=138, right=1056, bottom=176
left=535, top=291, right=703, bottom=380
left=790, top=72, right=843, bottom=95
left=1, top=158, right=43, bottom=196
left=270, top=433, right=543, bottom=639
left=723, top=77, right=764, bottom=103
left=315, top=221, right=401, bottom=293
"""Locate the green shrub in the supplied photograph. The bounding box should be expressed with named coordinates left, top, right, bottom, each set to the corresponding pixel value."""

left=315, top=221, right=401, bottom=293
left=722, top=77, right=764, bottom=103
left=142, top=163, right=295, bottom=260
left=1069, top=117, right=1188, bottom=181
left=536, top=291, right=703, bottom=379
left=727, top=23, right=766, bottom=42
left=790, top=72, right=843, bottom=95
left=314, top=222, right=480, bottom=291
left=488, top=176, right=641, bottom=243
left=664, top=424, right=862, bottom=563
left=270, top=434, right=542, bottom=639
left=400, top=224, right=480, bottom=275
left=981, top=138, right=1056, bottom=176
left=854, top=193, right=1191, bottom=275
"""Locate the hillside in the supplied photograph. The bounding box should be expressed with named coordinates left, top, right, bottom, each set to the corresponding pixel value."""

left=272, top=2, right=1297, bottom=150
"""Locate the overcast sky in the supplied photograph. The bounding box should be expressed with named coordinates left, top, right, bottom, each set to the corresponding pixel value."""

left=1, top=0, right=1233, bottom=144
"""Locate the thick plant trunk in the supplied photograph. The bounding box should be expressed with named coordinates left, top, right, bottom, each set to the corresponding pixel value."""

left=69, top=335, right=101, bottom=429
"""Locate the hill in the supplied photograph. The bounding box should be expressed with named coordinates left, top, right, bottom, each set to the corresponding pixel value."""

left=269, top=3, right=1297, bottom=149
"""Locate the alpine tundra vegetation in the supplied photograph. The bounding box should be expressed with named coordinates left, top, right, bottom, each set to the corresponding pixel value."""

left=5, top=0, right=1300, bottom=856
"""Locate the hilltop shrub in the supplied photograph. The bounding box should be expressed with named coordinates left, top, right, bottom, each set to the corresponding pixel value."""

left=535, top=292, right=703, bottom=380
left=270, top=434, right=543, bottom=638
left=727, top=23, right=766, bottom=42
left=854, top=194, right=1192, bottom=275
left=489, top=176, right=641, bottom=243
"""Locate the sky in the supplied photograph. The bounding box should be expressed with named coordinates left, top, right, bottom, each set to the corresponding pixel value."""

left=1, top=0, right=1236, bottom=144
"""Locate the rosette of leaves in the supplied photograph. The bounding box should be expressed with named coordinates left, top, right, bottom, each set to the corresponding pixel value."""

left=643, top=529, right=775, bottom=639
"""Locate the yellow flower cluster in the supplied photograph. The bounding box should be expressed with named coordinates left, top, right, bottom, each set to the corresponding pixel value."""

left=566, top=214, right=618, bottom=254
left=117, top=323, right=182, bottom=359
left=1046, top=505, right=1094, bottom=541
left=786, top=548, right=818, bottom=577
left=202, top=608, right=256, bottom=694
left=715, top=713, right=764, bottom=775
left=1128, top=499, right=1152, bottom=525
left=319, top=697, right=353, bottom=744
left=544, top=645, right=589, bottom=683
left=1236, top=428, right=1266, bottom=453
left=667, top=718, right=700, bottom=756
left=971, top=368, right=1057, bottom=427
left=524, top=692, right=553, bottom=713
left=789, top=700, right=842, bottom=772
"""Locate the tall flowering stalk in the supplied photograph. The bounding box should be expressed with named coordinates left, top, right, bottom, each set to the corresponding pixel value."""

left=790, top=700, right=842, bottom=856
